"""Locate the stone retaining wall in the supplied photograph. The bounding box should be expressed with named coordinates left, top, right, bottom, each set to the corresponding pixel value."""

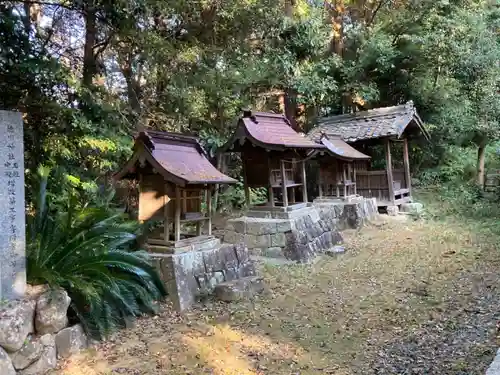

left=224, top=206, right=343, bottom=263
left=313, top=197, right=379, bottom=229
left=0, top=287, right=88, bottom=375
left=224, top=198, right=378, bottom=263
left=151, top=240, right=256, bottom=311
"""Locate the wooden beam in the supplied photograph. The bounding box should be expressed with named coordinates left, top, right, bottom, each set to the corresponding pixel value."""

left=385, top=139, right=395, bottom=205
left=174, top=186, right=181, bottom=241
left=403, top=137, right=412, bottom=196
left=280, top=159, right=288, bottom=207
left=163, top=183, right=170, bottom=243
left=301, top=160, right=308, bottom=202
left=242, top=158, right=251, bottom=207
left=206, top=187, right=212, bottom=236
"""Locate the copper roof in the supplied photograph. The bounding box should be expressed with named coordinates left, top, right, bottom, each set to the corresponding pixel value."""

left=221, top=111, right=325, bottom=152
left=319, top=134, right=371, bottom=160
left=114, top=131, right=236, bottom=186
left=309, top=101, right=429, bottom=143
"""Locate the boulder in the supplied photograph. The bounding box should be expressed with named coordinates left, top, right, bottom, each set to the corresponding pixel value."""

left=386, top=205, right=399, bottom=216
left=55, top=324, right=88, bottom=358
left=0, top=299, right=35, bottom=351
left=325, top=245, right=345, bottom=257
left=9, top=334, right=43, bottom=370
left=35, top=288, right=71, bottom=334
left=18, top=334, right=57, bottom=375
left=400, top=202, right=424, bottom=215
left=215, top=276, right=264, bottom=302
left=0, top=347, right=15, bottom=375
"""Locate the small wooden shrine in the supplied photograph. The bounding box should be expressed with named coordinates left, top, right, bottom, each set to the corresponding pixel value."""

left=309, top=101, right=429, bottom=206
left=220, top=111, right=324, bottom=209
left=312, top=134, right=371, bottom=199
left=114, top=131, right=236, bottom=246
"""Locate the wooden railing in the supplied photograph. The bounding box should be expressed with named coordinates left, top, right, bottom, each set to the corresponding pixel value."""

left=356, top=169, right=408, bottom=204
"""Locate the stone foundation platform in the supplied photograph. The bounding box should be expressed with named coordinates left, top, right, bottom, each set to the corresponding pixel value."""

left=224, top=205, right=343, bottom=263
left=313, top=196, right=379, bottom=229
left=150, top=237, right=256, bottom=311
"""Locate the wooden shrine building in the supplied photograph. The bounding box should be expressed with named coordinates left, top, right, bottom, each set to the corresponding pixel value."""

left=114, top=131, right=236, bottom=246
left=309, top=101, right=429, bottom=206
left=311, top=133, right=371, bottom=199
left=220, top=110, right=324, bottom=209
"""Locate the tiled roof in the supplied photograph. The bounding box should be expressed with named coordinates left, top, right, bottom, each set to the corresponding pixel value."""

left=319, top=135, right=371, bottom=160
left=309, top=101, right=428, bottom=143
left=114, top=131, right=236, bottom=185
left=222, top=111, right=325, bottom=151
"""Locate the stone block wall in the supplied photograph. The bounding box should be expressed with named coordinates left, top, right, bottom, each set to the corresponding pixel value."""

left=0, top=287, right=88, bottom=375
left=224, top=198, right=378, bottom=263
left=151, top=242, right=256, bottom=311
left=313, top=197, right=379, bottom=230
left=224, top=206, right=343, bottom=263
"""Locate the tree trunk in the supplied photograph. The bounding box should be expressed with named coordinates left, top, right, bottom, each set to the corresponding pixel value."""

left=283, top=0, right=298, bottom=131
left=82, top=0, right=97, bottom=87
left=477, top=141, right=487, bottom=188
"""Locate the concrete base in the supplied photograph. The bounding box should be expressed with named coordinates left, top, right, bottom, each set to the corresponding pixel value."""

left=224, top=206, right=343, bottom=263
left=150, top=238, right=255, bottom=312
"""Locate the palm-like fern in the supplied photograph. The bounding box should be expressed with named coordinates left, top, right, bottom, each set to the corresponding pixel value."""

left=27, top=166, right=166, bottom=339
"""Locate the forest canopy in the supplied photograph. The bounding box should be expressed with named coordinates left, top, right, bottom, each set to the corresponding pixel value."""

left=0, top=0, right=499, bottom=203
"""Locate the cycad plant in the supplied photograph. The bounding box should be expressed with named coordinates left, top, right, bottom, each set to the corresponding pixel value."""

left=27, top=166, right=166, bottom=339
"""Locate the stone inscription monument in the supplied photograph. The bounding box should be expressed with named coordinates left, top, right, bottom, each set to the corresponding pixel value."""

left=0, top=110, right=26, bottom=300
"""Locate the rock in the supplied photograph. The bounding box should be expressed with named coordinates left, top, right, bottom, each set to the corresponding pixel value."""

left=9, top=335, right=43, bottom=370
left=270, top=232, right=286, bottom=247
left=486, top=348, right=500, bottom=375
left=400, top=202, right=424, bottom=215
left=325, top=245, right=345, bottom=256
left=262, top=247, right=284, bottom=258
left=0, top=299, right=35, bottom=351
left=0, top=347, right=15, bottom=375
left=18, top=334, right=56, bottom=375
left=386, top=205, right=399, bottom=216
left=35, top=289, right=71, bottom=334
left=215, top=276, right=264, bottom=302
left=55, top=324, right=88, bottom=359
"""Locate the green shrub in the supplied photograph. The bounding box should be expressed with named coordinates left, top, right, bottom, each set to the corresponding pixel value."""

left=27, top=166, right=166, bottom=339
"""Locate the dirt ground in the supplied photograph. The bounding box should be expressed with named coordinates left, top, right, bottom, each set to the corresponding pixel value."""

left=52, top=216, right=500, bottom=375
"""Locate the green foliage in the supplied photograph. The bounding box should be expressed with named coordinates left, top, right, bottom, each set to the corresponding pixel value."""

left=27, top=167, right=166, bottom=339
left=218, top=180, right=268, bottom=212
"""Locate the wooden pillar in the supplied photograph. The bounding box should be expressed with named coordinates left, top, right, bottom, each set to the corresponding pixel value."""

left=174, top=186, right=181, bottom=241
left=353, top=166, right=357, bottom=195
left=182, top=190, right=187, bottom=213
left=301, top=160, right=308, bottom=203
left=196, top=191, right=202, bottom=236
left=280, top=159, right=288, bottom=207
left=267, top=154, right=275, bottom=207
left=206, top=187, right=212, bottom=236
left=403, top=137, right=412, bottom=196
left=343, top=164, right=347, bottom=197
left=163, top=183, right=170, bottom=243
left=318, top=165, right=323, bottom=198
left=385, top=139, right=395, bottom=204
left=242, top=159, right=251, bottom=207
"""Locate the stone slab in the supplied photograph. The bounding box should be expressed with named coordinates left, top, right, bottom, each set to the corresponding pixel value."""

left=0, top=110, right=26, bottom=300
left=215, top=276, right=264, bottom=302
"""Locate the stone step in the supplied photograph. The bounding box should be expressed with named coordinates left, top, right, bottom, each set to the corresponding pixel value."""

left=214, top=276, right=264, bottom=302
